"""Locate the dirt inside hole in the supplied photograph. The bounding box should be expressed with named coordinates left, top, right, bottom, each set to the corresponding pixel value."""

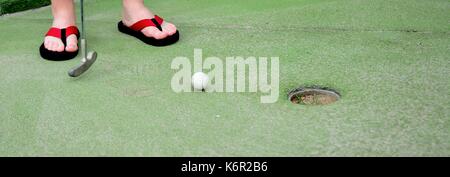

left=289, top=88, right=340, bottom=105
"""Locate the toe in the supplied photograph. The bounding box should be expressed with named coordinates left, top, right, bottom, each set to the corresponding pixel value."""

left=65, top=35, right=78, bottom=52
left=44, top=37, right=55, bottom=51
left=162, top=22, right=177, bottom=36
left=44, top=40, right=52, bottom=50
left=56, top=42, right=65, bottom=52
left=51, top=41, right=60, bottom=51
left=66, top=44, right=78, bottom=52
left=45, top=36, right=63, bottom=52
left=142, top=26, right=168, bottom=40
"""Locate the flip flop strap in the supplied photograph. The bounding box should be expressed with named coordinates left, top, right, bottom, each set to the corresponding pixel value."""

left=66, top=26, right=80, bottom=38
left=45, top=26, right=79, bottom=46
left=130, top=15, right=164, bottom=32
left=45, top=26, right=79, bottom=39
left=45, top=27, right=62, bottom=38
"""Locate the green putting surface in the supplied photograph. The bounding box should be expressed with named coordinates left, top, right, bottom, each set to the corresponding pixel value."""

left=0, top=0, right=449, bottom=156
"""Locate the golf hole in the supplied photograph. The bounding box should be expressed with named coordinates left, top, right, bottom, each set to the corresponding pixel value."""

left=288, top=86, right=340, bottom=105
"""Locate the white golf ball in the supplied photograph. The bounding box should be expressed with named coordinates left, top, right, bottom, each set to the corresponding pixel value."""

left=192, top=72, right=209, bottom=90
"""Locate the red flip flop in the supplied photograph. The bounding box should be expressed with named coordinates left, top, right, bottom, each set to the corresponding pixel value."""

left=118, top=15, right=179, bottom=46
left=39, top=26, right=80, bottom=61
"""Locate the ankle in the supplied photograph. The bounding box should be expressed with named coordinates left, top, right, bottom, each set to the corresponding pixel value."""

left=122, top=0, right=144, bottom=8
left=122, top=6, right=154, bottom=26
left=52, top=16, right=76, bottom=28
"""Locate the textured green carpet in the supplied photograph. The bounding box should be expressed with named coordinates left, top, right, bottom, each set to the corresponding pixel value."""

left=0, top=0, right=449, bottom=156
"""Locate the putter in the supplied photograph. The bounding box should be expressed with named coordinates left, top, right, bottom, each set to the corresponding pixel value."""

left=68, top=0, right=97, bottom=77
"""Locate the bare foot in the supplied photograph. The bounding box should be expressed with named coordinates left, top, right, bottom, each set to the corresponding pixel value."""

left=44, top=21, right=79, bottom=52
left=122, top=0, right=177, bottom=40
left=44, top=0, right=78, bottom=52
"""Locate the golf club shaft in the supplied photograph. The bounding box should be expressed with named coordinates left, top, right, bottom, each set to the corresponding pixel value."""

left=80, top=0, right=86, bottom=58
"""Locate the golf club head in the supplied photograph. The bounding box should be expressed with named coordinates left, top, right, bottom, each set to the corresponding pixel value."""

left=68, top=51, right=97, bottom=77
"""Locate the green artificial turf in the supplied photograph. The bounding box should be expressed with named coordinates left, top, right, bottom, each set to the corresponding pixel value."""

left=0, top=0, right=50, bottom=15
left=0, top=0, right=449, bottom=156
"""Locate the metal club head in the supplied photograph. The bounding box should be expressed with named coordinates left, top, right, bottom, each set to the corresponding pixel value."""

left=68, top=51, right=97, bottom=77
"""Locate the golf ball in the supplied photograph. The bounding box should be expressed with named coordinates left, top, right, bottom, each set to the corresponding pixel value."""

left=192, top=72, right=209, bottom=90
